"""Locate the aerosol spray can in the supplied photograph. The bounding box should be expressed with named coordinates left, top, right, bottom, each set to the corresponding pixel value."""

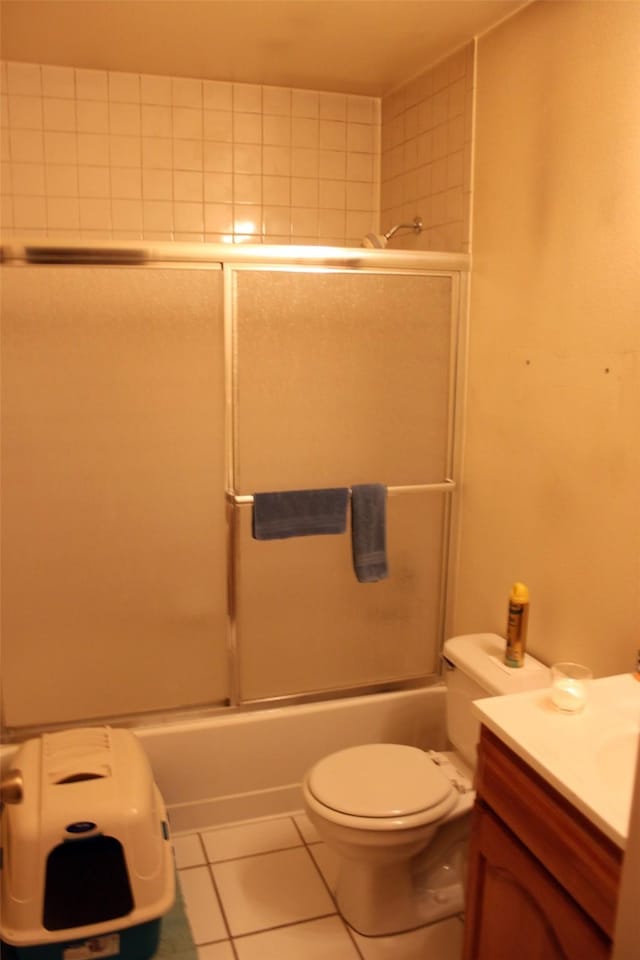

left=504, top=582, right=530, bottom=668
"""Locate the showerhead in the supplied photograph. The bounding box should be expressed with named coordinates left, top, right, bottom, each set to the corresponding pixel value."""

left=362, top=216, right=423, bottom=249
left=362, top=232, right=388, bottom=249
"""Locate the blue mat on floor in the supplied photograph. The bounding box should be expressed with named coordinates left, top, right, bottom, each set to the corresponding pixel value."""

left=156, top=874, right=197, bottom=960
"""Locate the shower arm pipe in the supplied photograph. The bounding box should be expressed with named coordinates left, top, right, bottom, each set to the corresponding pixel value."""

left=227, top=480, right=456, bottom=505
left=384, top=216, right=423, bottom=241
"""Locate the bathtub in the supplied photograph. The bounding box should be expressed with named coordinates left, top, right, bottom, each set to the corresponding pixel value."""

left=0, top=685, right=446, bottom=833
left=136, top=686, right=447, bottom=833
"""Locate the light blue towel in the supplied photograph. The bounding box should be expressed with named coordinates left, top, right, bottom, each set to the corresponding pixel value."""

left=351, top=484, right=389, bottom=582
left=252, top=488, right=349, bottom=540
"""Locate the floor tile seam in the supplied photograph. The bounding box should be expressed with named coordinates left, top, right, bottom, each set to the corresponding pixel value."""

left=303, top=842, right=339, bottom=908
left=291, top=816, right=323, bottom=848
left=195, top=831, right=208, bottom=861
left=339, top=915, right=368, bottom=960
left=203, top=839, right=306, bottom=865
left=198, top=814, right=303, bottom=855
left=175, top=855, right=207, bottom=869
left=229, top=930, right=241, bottom=960
left=188, top=934, right=233, bottom=947
left=174, top=814, right=312, bottom=844
left=177, top=861, right=214, bottom=875
left=190, top=913, right=462, bottom=956
left=195, top=939, right=240, bottom=960
left=176, top=860, right=235, bottom=945
left=199, top=812, right=305, bottom=835
left=171, top=831, right=208, bottom=869
left=205, top=858, right=237, bottom=946
left=300, top=843, right=366, bottom=959
left=228, top=909, right=340, bottom=941
left=175, top=862, right=235, bottom=951
left=290, top=812, right=307, bottom=845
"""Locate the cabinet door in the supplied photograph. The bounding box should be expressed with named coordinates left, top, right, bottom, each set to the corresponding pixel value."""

left=463, top=804, right=610, bottom=960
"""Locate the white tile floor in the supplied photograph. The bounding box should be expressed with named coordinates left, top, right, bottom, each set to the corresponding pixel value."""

left=172, top=812, right=464, bottom=960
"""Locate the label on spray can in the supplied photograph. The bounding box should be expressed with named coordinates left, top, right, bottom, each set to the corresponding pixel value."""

left=504, top=582, right=530, bottom=668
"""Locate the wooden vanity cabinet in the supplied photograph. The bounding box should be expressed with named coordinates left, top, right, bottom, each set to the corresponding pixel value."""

left=462, top=726, right=623, bottom=960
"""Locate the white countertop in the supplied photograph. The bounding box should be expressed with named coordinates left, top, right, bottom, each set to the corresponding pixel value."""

left=473, top=673, right=640, bottom=849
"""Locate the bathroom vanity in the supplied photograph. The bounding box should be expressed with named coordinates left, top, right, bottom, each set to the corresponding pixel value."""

left=462, top=675, right=639, bottom=959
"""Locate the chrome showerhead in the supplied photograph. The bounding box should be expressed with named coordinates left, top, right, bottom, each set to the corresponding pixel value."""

left=362, top=232, right=387, bottom=248
left=362, top=216, right=423, bottom=249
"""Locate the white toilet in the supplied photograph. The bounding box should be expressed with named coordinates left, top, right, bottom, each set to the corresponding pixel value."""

left=302, top=632, right=550, bottom=936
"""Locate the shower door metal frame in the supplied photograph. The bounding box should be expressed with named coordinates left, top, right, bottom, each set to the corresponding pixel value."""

left=223, top=256, right=469, bottom=709
left=0, top=240, right=470, bottom=734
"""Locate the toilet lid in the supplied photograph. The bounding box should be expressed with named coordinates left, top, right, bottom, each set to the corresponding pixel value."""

left=307, top=744, right=453, bottom=818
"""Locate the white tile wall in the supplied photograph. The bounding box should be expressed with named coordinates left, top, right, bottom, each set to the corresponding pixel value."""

left=380, top=43, right=474, bottom=253
left=0, top=60, right=380, bottom=246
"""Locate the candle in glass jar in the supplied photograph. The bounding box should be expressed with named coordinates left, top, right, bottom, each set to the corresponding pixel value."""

left=552, top=677, right=586, bottom=712
left=550, top=662, right=592, bottom=713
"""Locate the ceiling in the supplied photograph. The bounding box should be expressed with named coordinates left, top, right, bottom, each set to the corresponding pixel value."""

left=0, top=0, right=528, bottom=96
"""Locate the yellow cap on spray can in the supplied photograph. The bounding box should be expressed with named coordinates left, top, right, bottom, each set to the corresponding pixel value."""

left=504, top=582, right=530, bottom=668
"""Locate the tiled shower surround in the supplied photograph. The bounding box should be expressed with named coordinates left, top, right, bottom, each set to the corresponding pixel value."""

left=380, top=43, right=474, bottom=253
left=0, top=60, right=380, bottom=246
left=0, top=44, right=473, bottom=250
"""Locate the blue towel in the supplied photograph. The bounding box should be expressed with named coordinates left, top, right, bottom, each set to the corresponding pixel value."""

left=252, top=488, right=349, bottom=540
left=351, top=484, right=389, bottom=582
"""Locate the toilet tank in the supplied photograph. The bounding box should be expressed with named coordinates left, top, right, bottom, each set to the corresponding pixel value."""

left=443, top=632, right=550, bottom=769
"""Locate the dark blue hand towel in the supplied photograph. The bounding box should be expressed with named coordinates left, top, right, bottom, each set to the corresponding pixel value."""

left=351, top=484, right=389, bottom=582
left=252, top=488, right=349, bottom=540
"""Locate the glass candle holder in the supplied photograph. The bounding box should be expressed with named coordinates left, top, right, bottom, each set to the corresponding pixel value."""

left=551, top=662, right=592, bottom=713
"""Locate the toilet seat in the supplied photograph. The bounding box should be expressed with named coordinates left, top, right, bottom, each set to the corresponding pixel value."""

left=306, top=744, right=456, bottom=825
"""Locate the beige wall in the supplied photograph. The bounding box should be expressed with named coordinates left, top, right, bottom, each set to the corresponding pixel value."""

left=0, top=60, right=379, bottom=246
left=453, top=1, right=640, bottom=676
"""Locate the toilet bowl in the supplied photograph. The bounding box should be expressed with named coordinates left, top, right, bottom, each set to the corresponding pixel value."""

left=302, top=633, right=551, bottom=937
left=303, top=743, right=474, bottom=936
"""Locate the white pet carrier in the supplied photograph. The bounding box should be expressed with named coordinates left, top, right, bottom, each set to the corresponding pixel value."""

left=0, top=726, right=174, bottom=960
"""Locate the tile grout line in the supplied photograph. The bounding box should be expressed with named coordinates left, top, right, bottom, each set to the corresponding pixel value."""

left=174, top=817, right=463, bottom=958
left=299, top=843, right=368, bottom=959
left=230, top=910, right=339, bottom=942
left=182, top=815, right=357, bottom=954
left=293, top=815, right=367, bottom=960
left=176, top=832, right=237, bottom=956
left=202, top=844, right=236, bottom=946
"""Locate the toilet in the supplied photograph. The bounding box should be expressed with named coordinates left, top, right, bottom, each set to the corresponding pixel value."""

left=302, top=632, right=550, bottom=936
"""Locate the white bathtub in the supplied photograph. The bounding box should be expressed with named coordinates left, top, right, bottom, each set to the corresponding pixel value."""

left=0, top=685, right=447, bottom=833
left=136, top=686, right=447, bottom=833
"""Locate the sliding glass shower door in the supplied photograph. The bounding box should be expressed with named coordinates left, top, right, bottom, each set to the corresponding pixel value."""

left=1, top=249, right=465, bottom=730
left=229, top=267, right=458, bottom=702
left=1, top=264, right=228, bottom=727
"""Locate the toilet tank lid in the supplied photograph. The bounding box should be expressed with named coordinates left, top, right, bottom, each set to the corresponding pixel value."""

left=443, top=633, right=550, bottom=696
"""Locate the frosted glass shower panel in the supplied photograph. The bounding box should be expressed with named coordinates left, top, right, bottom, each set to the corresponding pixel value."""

left=234, top=491, right=447, bottom=700
left=1, top=265, right=227, bottom=727
left=233, top=270, right=453, bottom=491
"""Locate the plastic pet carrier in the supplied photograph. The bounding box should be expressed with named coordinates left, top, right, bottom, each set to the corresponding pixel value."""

left=0, top=726, right=174, bottom=960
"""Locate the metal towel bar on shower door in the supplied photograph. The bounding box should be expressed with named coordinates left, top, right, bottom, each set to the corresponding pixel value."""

left=226, top=480, right=456, bottom=504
